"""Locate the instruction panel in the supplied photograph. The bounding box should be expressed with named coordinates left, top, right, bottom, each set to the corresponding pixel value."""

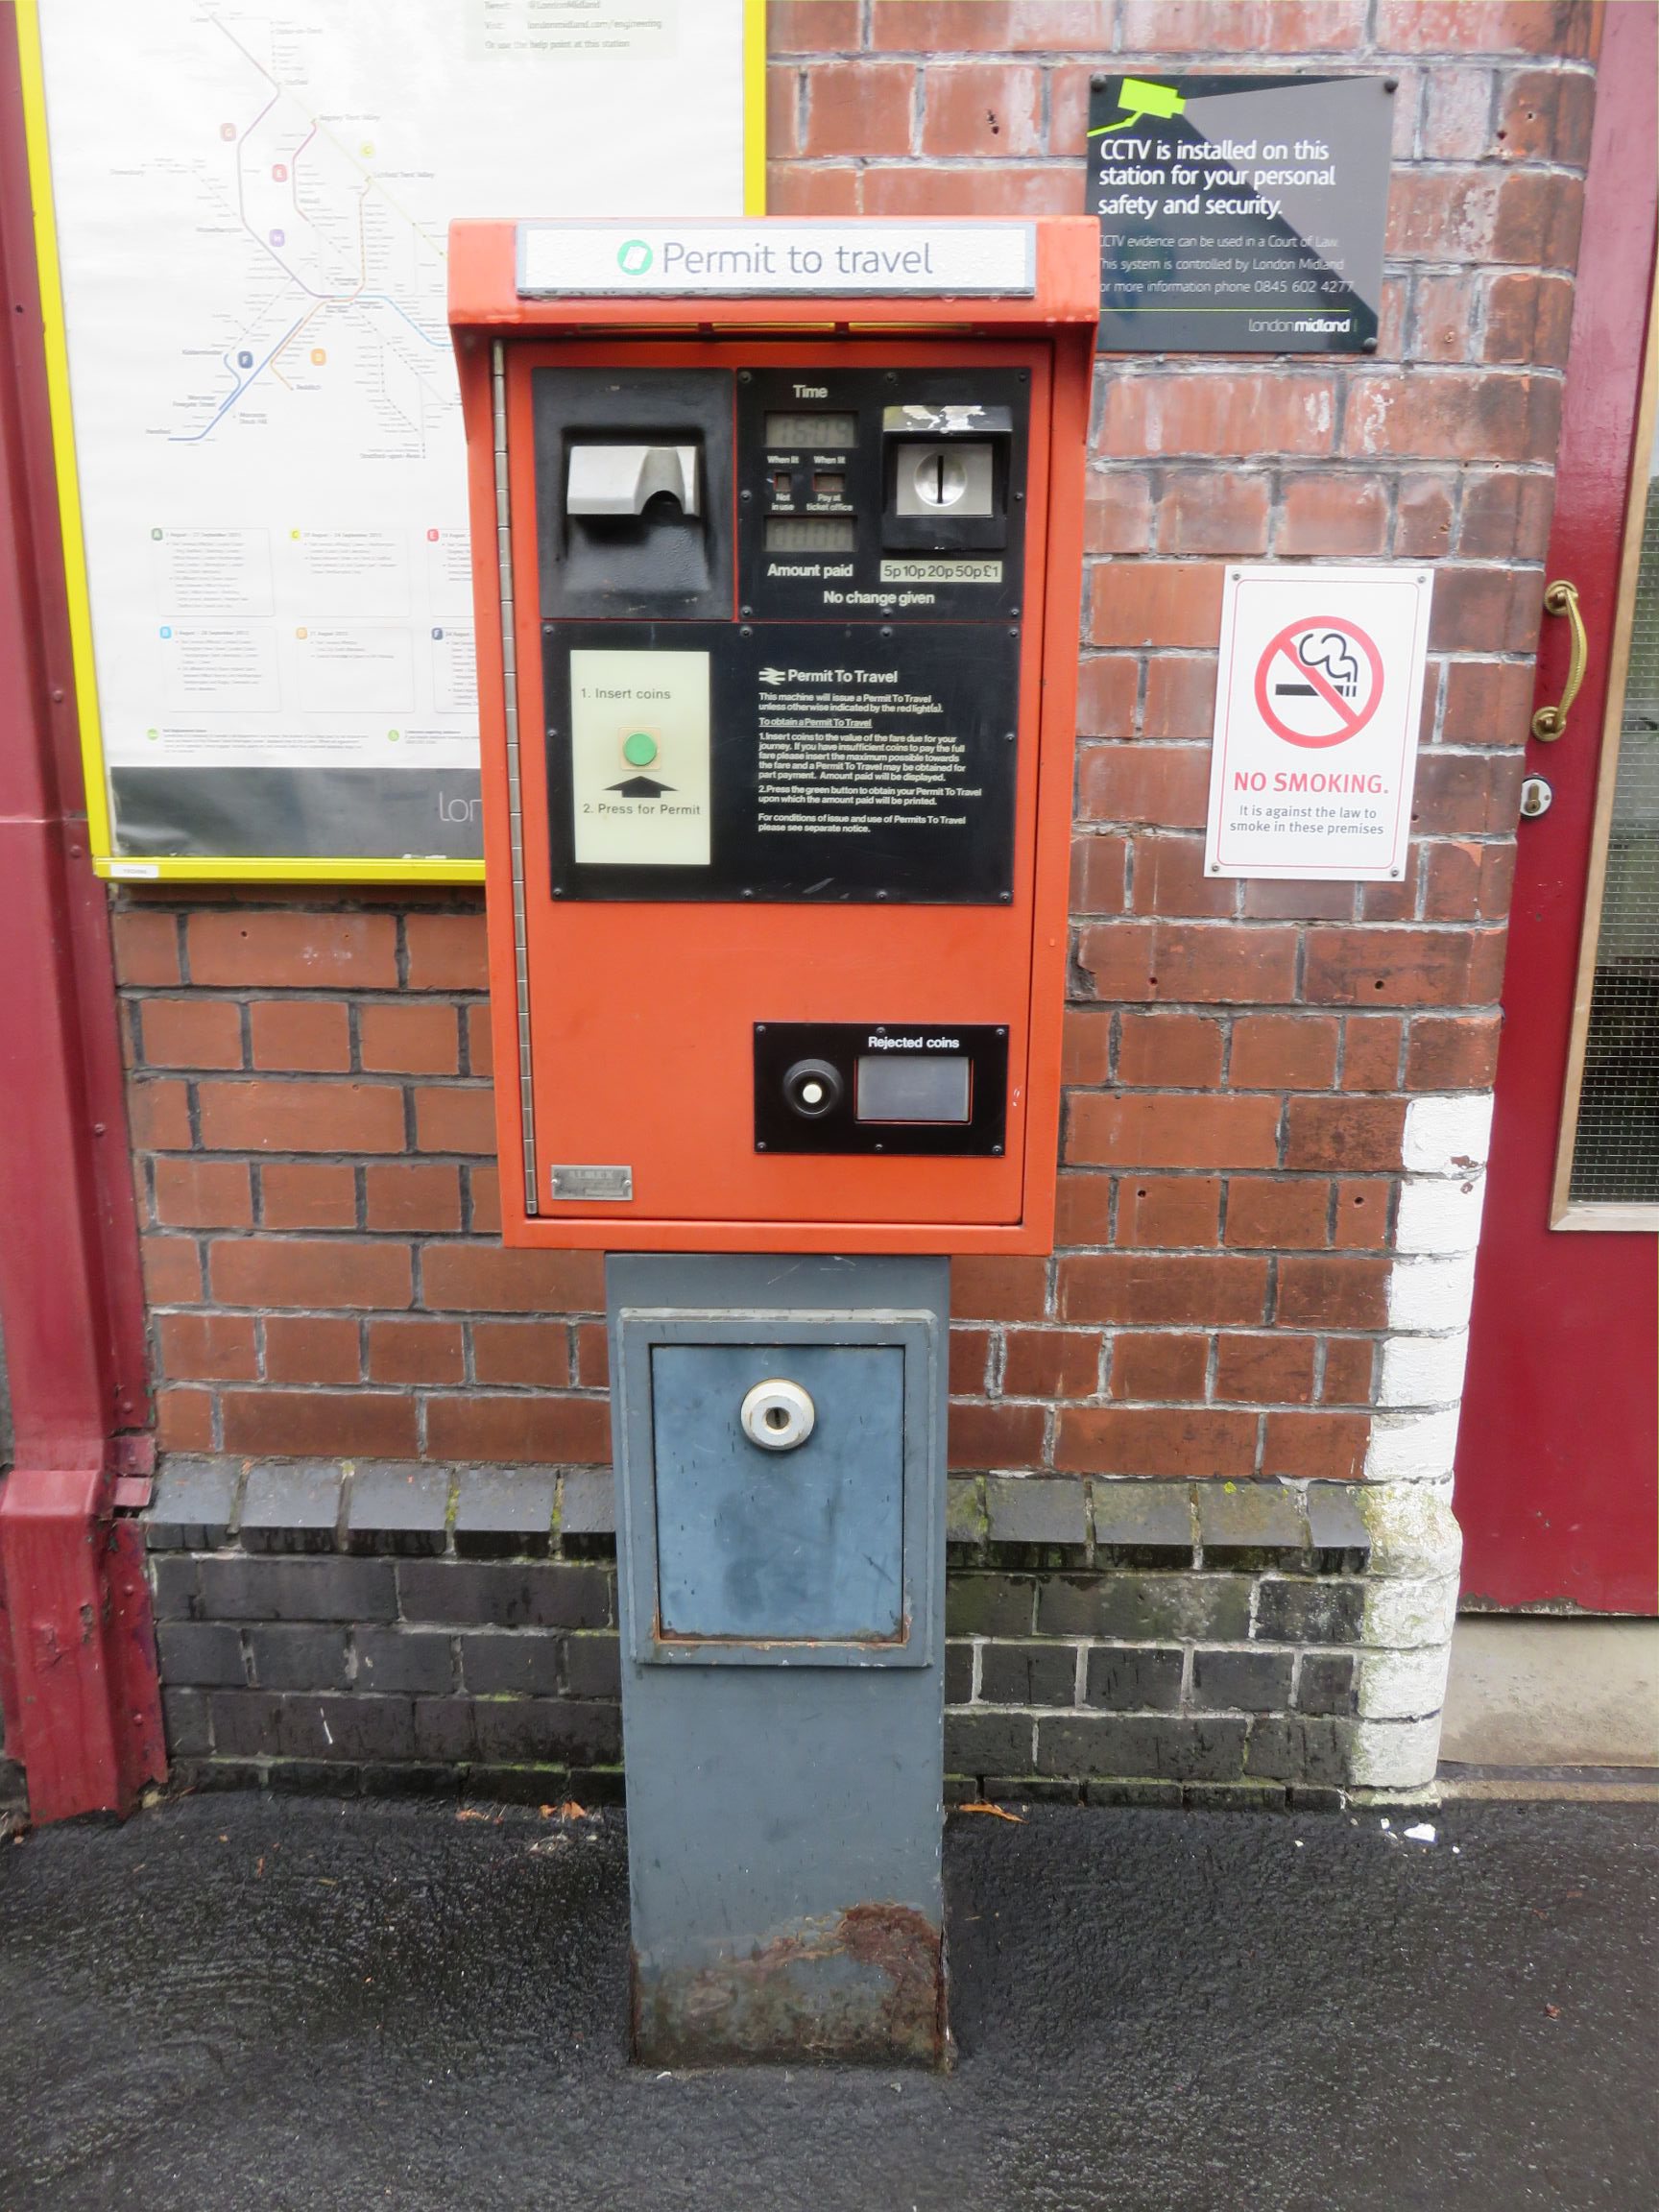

left=30, top=0, right=748, bottom=869
left=1088, top=73, right=1393, bottom=353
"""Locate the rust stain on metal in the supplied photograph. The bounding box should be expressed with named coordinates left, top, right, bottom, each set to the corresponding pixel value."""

left=632, top=1901, right=948, bottom=2069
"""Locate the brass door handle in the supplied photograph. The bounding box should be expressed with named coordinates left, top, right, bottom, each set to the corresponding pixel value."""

left=1531, top=579, right=1587, bottom=741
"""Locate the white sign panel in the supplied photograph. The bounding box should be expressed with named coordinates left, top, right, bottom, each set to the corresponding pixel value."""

left=517, top=222, right=1036, bottom=298
left=1204, top=565, right=1433, bottom=881
left=32, top=0, right=748, bottom=869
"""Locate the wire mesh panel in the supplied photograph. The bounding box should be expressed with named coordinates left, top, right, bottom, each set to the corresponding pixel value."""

left=1570, top=463, right=1659, bottom=1205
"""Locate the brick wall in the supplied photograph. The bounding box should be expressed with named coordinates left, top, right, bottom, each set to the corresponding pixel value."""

left=115, top=0, right=1597, bottom=1804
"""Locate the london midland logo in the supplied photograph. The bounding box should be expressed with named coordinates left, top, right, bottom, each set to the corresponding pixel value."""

left=616, top=238, right=653, bottom=275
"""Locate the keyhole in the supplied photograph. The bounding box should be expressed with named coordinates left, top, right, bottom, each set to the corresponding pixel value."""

left=765, top=1405, right=789, bottom=1431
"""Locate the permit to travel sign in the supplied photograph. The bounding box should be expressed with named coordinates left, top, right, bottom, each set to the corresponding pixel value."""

left=1204, top=566, right=1434, bottom=882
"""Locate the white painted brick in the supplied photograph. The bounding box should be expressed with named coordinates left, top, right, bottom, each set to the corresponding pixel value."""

left=1358, top=1480, right=1462, bottom=1579
left=1402, top=1093, right=1495, bottom=1175
left=1348, top=1713, right=1445, bottom=1789
left=1379, top=1329, right=1471, bottom=1408
left=1364, top=1406, right=1460, bottom=1481
left=1387, top=1252, right=1478, bottom=1333
left=1358, top=1644, right=1454, bottom=1719
left=1396, top=1171, right=1486, bottom=1255
left=1364, top=1572, right=1460, bottom=1648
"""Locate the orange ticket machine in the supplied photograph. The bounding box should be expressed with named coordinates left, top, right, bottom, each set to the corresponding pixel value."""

left=449, top=218, right=1096, bottom=1258
left=449, top=219, right=1095, bottom=2068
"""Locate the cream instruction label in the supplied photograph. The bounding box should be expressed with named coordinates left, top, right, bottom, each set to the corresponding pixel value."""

left=569, top=650, right=711, bottom=866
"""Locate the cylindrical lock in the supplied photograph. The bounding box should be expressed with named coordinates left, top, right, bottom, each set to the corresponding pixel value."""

left=739, top=1378, right=816, bottom=1452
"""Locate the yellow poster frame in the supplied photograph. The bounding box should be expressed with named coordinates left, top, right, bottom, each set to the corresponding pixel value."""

left=15, top=0, right=769, bottom=885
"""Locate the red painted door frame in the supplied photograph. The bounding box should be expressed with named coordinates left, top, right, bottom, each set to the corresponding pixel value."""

left=0, top=11, right=164, bottom=1817
left=1457, top=1, right=1659, bottom=1614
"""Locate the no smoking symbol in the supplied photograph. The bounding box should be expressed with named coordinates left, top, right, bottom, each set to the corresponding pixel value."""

left=1254, top=616, right=1384, bottom=751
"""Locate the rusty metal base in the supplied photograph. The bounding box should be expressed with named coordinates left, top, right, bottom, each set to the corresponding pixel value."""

left=631, top=1905, right=949, bottom=2069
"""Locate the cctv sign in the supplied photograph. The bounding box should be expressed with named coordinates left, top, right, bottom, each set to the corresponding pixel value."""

left=1204, top=565, right=1433, bottom=881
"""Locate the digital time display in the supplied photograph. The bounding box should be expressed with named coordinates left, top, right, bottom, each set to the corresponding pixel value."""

left=764, top=412, right=857, bottom=450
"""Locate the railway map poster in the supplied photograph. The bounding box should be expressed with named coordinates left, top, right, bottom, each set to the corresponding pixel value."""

left=27, top=1, right=754, bottom=875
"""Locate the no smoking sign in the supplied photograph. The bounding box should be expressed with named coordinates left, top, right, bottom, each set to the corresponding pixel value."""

left=1205, top=565, right=1433, bottom=881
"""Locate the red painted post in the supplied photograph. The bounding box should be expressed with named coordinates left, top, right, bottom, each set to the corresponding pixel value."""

left=0, top=9, right=163, bottom=1821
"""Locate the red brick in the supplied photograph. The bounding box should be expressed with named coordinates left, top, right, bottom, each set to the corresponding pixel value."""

left=1215, top=1333, right=1317, bottom=1406
left=1054, top=1174, right=1112, bottom=1246
left=1121, top=0, right=1366, bottom=48
left=1155, top=471, right=1271, bottom=557
left=1406, top=1012, right=1502, bottom=1090
left=1230, top=1015, right=1339, bottom=1092
left=1241, top=878, right=1353, bottom=922
left=767, top=64, right=801, bottom=158
left=210, top=1238, right=412, bottom=1310
left=869, top=2, right=1111, bottom=51
left=1341, top=1017, right=1407, bottom=1092
left=139, top=998, right=243, bottom=1070
left=156, top=1387, right=213, bottom=1452
left=1428, top=569, right=1545, bottom=657
left=948, top=1400, right=1046, bottom=1471
left=765, top=165, right=860, bottom=217
left=1077, top=921, right=1299, bottom=1005
left=1063, top=1008, right=1112, bottom=1087
left=1060, top=1254, right=1267, bottom=1327
left=1141, top=656, right=1217, bottom=742
left=222, top=1390, right=417, bottom=1459
left=1484, top=271, right=1575, bottom=369
left=802, top=59, right=913, bottom=156
left=419, top=1243, right=604, bottom=1314
left=263, top=1315, right=363, bottom=1384
left=111, top=909, right=180, bottom=986
left=1334, top=1178, right=1394, bottom=1252
left=187, top=910, right=397, bottom=989
left=1305, top=926, right=1492, bottom=1009
left=1276, top=1257, right=1390, bottom=1330
left=1002, top=1328, right=1100, bottom=1401
left=157, top=1311, right=258, bottom=1382
left=1055, top=1406, right=1256, bottom=1479
left=1440, top=659, right=1537, bottom=745
left=1358, top=849, right=1421, bottom=926
left=1117, top=1012, right=1225, bottom=1089
left=1457, top=471, right=1555, bottom=562
left=466, top=1004, right=494, bottom=1080
left=1396, top=474, right=1457, bottom=558
left=142, top=1235, right=203, bottom=1305
left=1276, top=474, right=1389, bottom=557
left=1115, top=1175, right=1223, bottom=1249
left=1492, top=169, right=1583, bottom=269
left=356, top=1003, right=458, bottom=1075
left=1285, top=1097, right=1407, bottom=1173
left=1386, top=169, right=1500, bottom=262
left=1129, top=836, right=1235, bottom=920
left=860, top=164, right=1078, bottom=218
left=1086, top=472, right=1154, bottom=556
left=261, top=1162, right=358, bottom=1230
left=365, top=1162, right=463, bottom=1233
left=1077, top=744, right=1210, bottom=828
left=1262, top=1409, right=1370, bottom=1479
left=153, top=1158, right=253, bottom=1229
left=1070, top=833, right=1128, bottom=916
left=768, top=1, right=862, bottom=53
left=1321, top=1337, right=1378, bottom=1404
left=1345, top=373, right=1560, bottom=465
left=1495, top=65, right=1596, bottom=163
left=198, top=1078, right=404, bottom=1155
left=368, top=1319, right=465, bottom=1385
left=1100, top=375, right=1335, bottom=462
left=414, top=1084, right=496, bottom=1155
left=951, top=1255, right=1048, bottom=1321
left=249, top=999, right=350, bottom=1072
left=130, top=1078, right=192, bottom=1151
left=404, top=912, right=488, bottom=991
left=574, top=1319, right=609, bottom=1389
left=1418, top=67, right=1498, bottom=161
left=1109, top=1332, right=1209, bottom=1403
left=424, top=1394, right=611, bottom=1465
left=921, top=61, right=1044, bottom=155
left=1088, top=565, right=1226, bottom=651
left=1070, top=1094, right=1279, bottom=1171
left=468, top=1165, right=502, bottom=1236
left=950, top=1327, right=993, bottom=1396
left=1075, top=655, right=1138, bottom=739
left=1047, top=61, right=1093, bottom=153
left=472, top=1321, right=570, bottom=1389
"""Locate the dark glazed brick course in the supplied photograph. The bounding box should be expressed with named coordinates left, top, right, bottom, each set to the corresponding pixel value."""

left=247, top=1625, right=349, bottom=1692
left=460, top=1632, right=563, bottom=1696
left=237, top=1462, right=343, bottom=1553
left=978, top=1641, right=1077, bottom=1707
left=453, top=1469, right=557, bottom=1558
left=396, top=1560, right=613, bottom=1630
left=347, top=1464, right=450, bottom=1556
left=1084, top=1645, right=1184, bottom=1713
left=1297, top=1652, right=1358, bottom=1716
left=563, top=1634, right=622, bottom=1701
left=1037, top=1573, right=1253, bottom=1644
left=1037, top=1715, right=1249, bottom=1785
left=146, top=1457, right=237, bottom=1551
left=156, top=1621, right=245, bottom=1687
left=1192, top=1648, right=1297, bottom=1713
left=354, top=1628, right=456, bottom=1697
left=1256, top=1578, right=1366, bottom=1645
left=946, top=1575, right=1037, bottom=1638
left=200, top=1555, right=397, bottom=1623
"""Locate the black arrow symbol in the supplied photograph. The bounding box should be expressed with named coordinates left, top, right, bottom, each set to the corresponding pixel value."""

left=607, top=775, right=676, bottom=798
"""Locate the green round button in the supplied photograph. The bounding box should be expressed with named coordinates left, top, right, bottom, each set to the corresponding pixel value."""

left=622, top=730, right=659, bottom=767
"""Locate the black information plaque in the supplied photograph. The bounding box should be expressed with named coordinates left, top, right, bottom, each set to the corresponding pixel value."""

left=1088, top=73, right=1394, bottom=353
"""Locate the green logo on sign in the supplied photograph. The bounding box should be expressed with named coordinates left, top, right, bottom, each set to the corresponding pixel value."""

left=616, top=238, right=653, bottom=276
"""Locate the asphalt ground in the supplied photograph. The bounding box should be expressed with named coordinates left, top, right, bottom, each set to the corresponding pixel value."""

left=0, top=1792, right=1652, bottom=2211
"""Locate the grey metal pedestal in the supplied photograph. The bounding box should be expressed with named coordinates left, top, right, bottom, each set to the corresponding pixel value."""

left=606, top=1252, right=950, bottom=2067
